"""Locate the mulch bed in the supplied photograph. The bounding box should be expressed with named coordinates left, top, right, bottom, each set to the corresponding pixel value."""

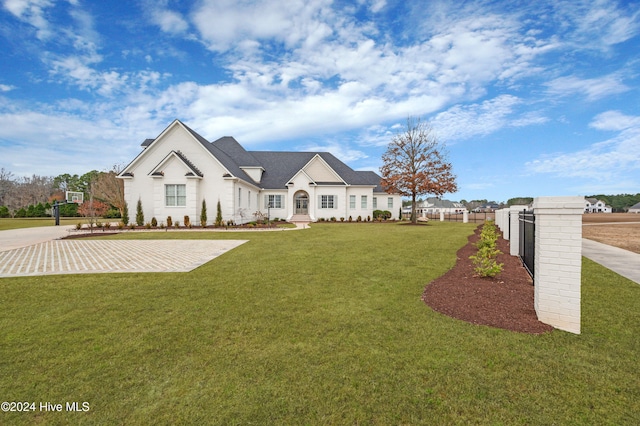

left=422, top=226, right=554, bottom=334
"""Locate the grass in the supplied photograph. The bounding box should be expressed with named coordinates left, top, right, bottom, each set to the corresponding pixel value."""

left=1, top=222, right=639, bottom=424
left=0, top=217, right=82, bottom=231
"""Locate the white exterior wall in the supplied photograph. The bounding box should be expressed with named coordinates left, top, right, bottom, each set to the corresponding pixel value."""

left=533, top=196, right=583, bottom=334
left=260, top=190, right=288, bottom=220
left=345, top=187, right=374, bottom=221
left=122, top=124, right=248, bottom=226
left=232, top=180, right=262, bottom=224
left=314, top=185, right=347, bottom=220
left=149, top=160, right=201, bottom=225
left=374, top=193, right=402, bottom=219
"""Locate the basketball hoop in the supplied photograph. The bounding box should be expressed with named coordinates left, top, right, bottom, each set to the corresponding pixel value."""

left=65, top=191, right=84, bottom=204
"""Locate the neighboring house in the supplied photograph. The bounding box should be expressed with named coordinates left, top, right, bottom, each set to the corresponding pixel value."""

left=117, top=120, right=401, bottom=224
left=629, top=202, right=640, bottom=214
left=403, top=197, right=466, bottom=217
left=473, top=203, right=501, bottom=213
left=584, top=198, right=612, bottom=213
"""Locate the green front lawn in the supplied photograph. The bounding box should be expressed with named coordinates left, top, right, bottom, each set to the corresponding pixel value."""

left=1, top=223, right=638, bottom=424
left=0, top=217, right=81, bottom=231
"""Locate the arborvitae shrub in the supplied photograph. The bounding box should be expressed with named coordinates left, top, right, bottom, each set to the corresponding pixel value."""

left=215, top=200, right=223, bottom=226
left=201, top=199, right=207, bottom=227
left=135, top=199, right=144, bottom=226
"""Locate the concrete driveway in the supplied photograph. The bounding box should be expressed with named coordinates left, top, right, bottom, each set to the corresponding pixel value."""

left=0, top=225, right=76, bottom=252
left=0, top=226, right=247, bottom=277
left=582, top=239, right=640, bottom=285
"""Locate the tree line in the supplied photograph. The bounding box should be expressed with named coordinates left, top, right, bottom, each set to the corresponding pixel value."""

left=0, top=167, right=125, bottom=218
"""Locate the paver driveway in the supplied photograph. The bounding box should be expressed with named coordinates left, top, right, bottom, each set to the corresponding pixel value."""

left=0, top=239, right=247, bottom=277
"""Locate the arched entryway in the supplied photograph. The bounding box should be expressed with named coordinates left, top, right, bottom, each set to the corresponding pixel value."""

left=294, top=191, right=309, bottom=215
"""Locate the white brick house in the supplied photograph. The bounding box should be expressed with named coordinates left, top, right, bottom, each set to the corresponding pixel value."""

left=117, top=120, right=401, bottom=224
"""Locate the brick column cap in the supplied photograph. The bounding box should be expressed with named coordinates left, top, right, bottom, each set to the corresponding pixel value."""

left=533, top=196, right=584, bottom=214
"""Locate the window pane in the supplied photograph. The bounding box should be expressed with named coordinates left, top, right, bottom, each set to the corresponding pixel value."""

left=361, top=195, right=367, bottom=209
left=388, top=197, right=393, bottom=208
left=350, top=195, right=355, bottom=209
left=177, top=185, right=186, bottom=206
left=165, top=184, right=186, bottom=207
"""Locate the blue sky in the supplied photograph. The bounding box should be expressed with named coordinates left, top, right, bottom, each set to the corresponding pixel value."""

left=0, top=0, right=638, bottom=202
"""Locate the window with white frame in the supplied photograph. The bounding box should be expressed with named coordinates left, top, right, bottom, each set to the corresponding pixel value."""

left=387, top=197, right=393, bottom=208
left=320, top=195, right=335, bottom=209
left=165, top=184, right=186, bottom=207
left=350, top=195, right=356, bottom=209
left=373, top=197, right=377, bottom=209
left=265, top=194, right=283, bottom=209
left=361, top=195, right=367, bottom=209
left=238, top=188, right=242, bottom=206
left=248, top=190, right=251, bottom=209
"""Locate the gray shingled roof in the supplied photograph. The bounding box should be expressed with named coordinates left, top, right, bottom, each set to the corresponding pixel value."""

left=129, top=119, right=385, bottom=190
left=212, top=136, right=262, bottom=167
left=247, top=151, right=382, bottom=189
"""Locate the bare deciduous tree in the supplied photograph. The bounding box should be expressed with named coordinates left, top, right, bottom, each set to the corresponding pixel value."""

left=0, top=168, right=15, bottom=207
left=92, top=165, right=125, bottom=216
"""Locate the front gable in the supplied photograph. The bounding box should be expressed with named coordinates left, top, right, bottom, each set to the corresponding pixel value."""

left=119, top=120, right=231, bottom=180
left=297, top=154, right=346, bottom=185
left=149, top=151, right=203, bottom=179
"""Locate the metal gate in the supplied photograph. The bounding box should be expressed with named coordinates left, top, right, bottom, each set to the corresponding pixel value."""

left=519, top=209, right=535, bottom=279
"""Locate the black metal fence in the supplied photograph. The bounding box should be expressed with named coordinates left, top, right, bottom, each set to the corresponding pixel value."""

left=519, top=209, right=535, bottom=278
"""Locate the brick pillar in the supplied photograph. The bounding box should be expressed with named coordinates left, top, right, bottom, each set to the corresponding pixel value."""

left=533, top=196, right=584, bottom=334
left=500, top=209, right=508, bottom=233
left=508, top=205, right=529, bottom=255
left=496, top=209, right=504, bottom=233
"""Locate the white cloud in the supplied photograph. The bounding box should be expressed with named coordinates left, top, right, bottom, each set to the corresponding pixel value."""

left=545, top=74, right=629, bottom=101
left=190, top=0, right=333, bottom=52
left=0, top=110, right=161, bottom=176
left=590, top=110, right=640, bottom=131
left=151, top=8, right=189, bottom=34
left=0, top=84, right=15, bottom=92
left=368, top=0, right=386, bottom=13
left=526, top=112, right=640, bottom=180
left=299, top=141, right=368, bottom=163
left=552, top=0, right=640, bottom=49
left=430, top=95, right=546, bottom=142
left=2, top=0, right=54, bottom=39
